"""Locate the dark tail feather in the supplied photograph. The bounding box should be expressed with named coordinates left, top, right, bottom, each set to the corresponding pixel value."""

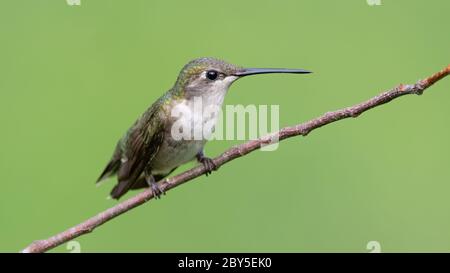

left=110, top=180, right=135, bottom=199
left=112, top=169, right=176, bottom=199
left=97, top=159, right=121, bottom=183
left=129, top=169, right=176, bottom=190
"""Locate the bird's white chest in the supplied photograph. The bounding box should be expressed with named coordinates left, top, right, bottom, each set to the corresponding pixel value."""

left=171, top=95, right=224, bottom=140
left=150, top=96, right=224, bottom=175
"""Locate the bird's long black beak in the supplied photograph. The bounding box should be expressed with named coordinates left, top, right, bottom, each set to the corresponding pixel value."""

left=234, top=68, right=312, bottom=77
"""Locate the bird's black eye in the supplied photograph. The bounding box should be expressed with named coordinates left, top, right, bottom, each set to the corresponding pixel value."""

left=206, top=70, right=218, bottom=80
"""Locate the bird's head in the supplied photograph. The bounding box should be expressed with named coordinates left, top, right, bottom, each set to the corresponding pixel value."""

left=174, top=57, right=311, bottom=99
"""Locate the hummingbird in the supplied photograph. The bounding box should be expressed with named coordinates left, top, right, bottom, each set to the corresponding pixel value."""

left=97, top=57, right=311, bottom=199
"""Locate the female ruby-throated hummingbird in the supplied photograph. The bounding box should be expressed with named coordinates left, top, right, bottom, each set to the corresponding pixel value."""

left=97, top=57, right=311, bottom=199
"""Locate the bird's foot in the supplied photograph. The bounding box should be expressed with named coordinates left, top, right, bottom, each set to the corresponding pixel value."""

left=145, top=174, right=165, bottom=199
left=198, top=156, right=218, bottom=176
left=150, top=182, right=165, bottom=199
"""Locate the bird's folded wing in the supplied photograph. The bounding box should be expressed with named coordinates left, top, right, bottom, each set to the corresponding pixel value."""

left=111, top=109, right=165, bottom=199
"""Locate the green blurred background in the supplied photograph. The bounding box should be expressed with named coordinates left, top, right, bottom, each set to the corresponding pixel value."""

left=1, top=0, right=449, bottom=252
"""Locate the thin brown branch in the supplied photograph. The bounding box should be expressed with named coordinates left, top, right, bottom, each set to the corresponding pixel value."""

left=22, top=65, right=450, bottom=253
